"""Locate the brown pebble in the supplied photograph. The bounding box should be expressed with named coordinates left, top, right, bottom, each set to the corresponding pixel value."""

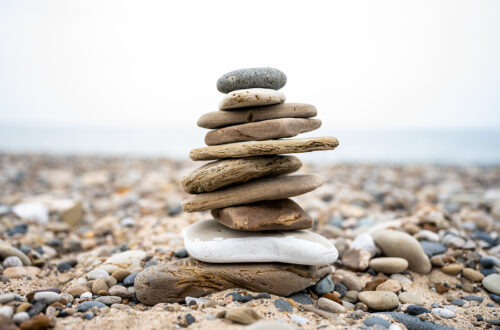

left=430, top=255, right=445, bottom=267
left=354, top=302, right=368, bottom=312
left=67, top=285, right=88, bottom=297
left=105, top=276, right=117, bottom=287
left=435, top=283, right=449, bottom=293
left=462, top=268, right=484, bottom=282
left=225, top=307, right=261, bottom=325
left=17, top=302, right=32, bottom=313
left=216, top=310, right=226, bottom=318
left=20, top=314, right=51, bottom=330
left=111, top=269, right=131, bottom=282
left=323, top=292, right=343, bottom=304
left=363, top=278, right=385, bottom=291
left=441, top=263, right=463, bottom=275
left=92, top=278, right=109, bottom=295
left=0, top=315, right=17, bottom=330
left=461, top=281, right=475, bottom=293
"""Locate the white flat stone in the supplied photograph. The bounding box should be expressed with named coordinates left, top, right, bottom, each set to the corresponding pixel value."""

left=219, top=88, right=286, bottom=110
left=182, top=219, right=338, bottom=266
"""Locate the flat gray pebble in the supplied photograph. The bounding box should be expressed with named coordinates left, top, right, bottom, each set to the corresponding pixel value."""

left=216, top=67, right=287, bottom=93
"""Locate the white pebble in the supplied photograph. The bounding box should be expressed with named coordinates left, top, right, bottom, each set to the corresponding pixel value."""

left=120, top=217, right=135, bottom=227
left=80, top=292, right=93, bottom=299
left=86, top=268, right=109, bottom=280
left=351, top=233, right=377, bottom=255
left=290, top=314, right=309, bottom=325
left=12, top=202, right=49, bottom=224
left=2, top=256, right=23, bottom=268
left=0, top=306, right=14, bottom=318
left=13, top=312, right=29, bottom=324
left=34, top=292, right=61, bottom=304
left=432, top=308, right=455, bottom=318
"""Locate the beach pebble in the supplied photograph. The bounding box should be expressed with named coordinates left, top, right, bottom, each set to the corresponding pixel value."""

left=3, top=256, right=23, bottom=268
left=120, top=217, right=135, bottom=227
left=335, top=269, right=363, bottom=291
left=92, top=278, right=109, bottom=295
left=358, top=291, right=399, bottom=311
left=111, top=269, right=131, bottom=282
left=13, top=312, right=29, bottom=324
left=390, top=274, right=412, bottom=285
left=246, top=320, right=299, bottom=330
left=273, top=299, right=293, bottom=312
left=363, top=316, right=391, bottom=328
left=0, top=306, right=14, bottom=318
left=183, top=219, right=337, bottom=265
left=482, top=274, right=500, bottom=294
left=314, top=275, right=335, bottom=295
left=342, top=248, right=371, bottom=271
left=431, top=308, right=455, bottom=318
left=216, top=67, right=287, bottom=93
left=289, top=293, right=313, bottom=305
left=420, top=241, right=447, bottom=258
left=462, top=268, right=484, bottom=282
left=370, top=257, right=408, bottom=274
left=0, top=293, right=23, bottom=304
left=95, top=296, right=121, bottom=305
left=101, top=250, right=146, bottom=273
left=219, top=88, right=285, bottom=110
left=398, top=292, right=424, bottom=305
left=441, top=263, right=463, bottom=275
left=108, top=285, right=132, bottom=298
left=225, top=307, right=261, bottom=325
left=77, top=301, right=107, bottom=312
left=317, top=297, right=346, bottom=313
left=174, top=248, right=188, bottom=258
left=67, top=285, right=88, bottom=297
left=451, top=298, right=466, bottom=306
left=34, top=291, right=60, bottom=304
left=87, top=269, right=109, bottom=280
left=351, top=233, right=377, bottom=255
left=0, top=243, right=32, bottom=266
left=80, top=292, right=93, bottom=299
left=372, top=230, right=431, bottom=273
left=12, top=202, right=48, bottom=224
left=123, top=272, right=138, bottom=286
left=376, top=279, right=401, bottom=293
left=406, top=305, right=430, bottom=315
left=19, top=314, right=50, bottom=330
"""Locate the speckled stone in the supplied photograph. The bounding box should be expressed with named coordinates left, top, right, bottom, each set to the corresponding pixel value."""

left=219, top=88, right=285, bottom=110
left=217, top=68, right=287, bottom=94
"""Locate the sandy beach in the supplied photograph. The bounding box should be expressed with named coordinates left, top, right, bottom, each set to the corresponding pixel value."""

left=1, top=153, right=499, bottom=329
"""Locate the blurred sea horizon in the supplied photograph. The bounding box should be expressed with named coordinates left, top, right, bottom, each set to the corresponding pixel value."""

left=0, top=123, right=499, bottom=165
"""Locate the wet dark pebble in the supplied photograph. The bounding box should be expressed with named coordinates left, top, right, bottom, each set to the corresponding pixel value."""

left=185, top=313, right=196, bottom=325
left=383, top=312, right=454, bottom=330
left=420, top=241, right=447, bottom=257
left=476, top=314, right=484, bottom=322
left=167, top=204, right=182, bottom=217
left=7, top=224, right=28, bottom=236
left=274, top=299, right=293, bottom=312
left=57, top=262, right=73, bottom=273
left=406, top=305, right=431, bottom=315
left=289, top=293, right=313, bottom=305
left=47, top=238, right=63, bottom=247
left=481, top=257, right=496, bottom=268
left=475, top=232, right=495, bottom=245
left=334, top=283, right=347, bottom=297
left=314, top=275, right=335, bottom=295
left=27, top=302, right=47, bottom=317
left=84, top=313, right=94, bottom=320
left=174, top=248, right=188, bottom=258
left=123, top=272, right=138, bottom=286
left=254, top=292, right=271, bottom=300
left=363, top=316, right=391, bottom=328
left=490, top=293, right=500, bottom=304
left=367, top=268, right=377, bottom=276
left=480, top=268, right=499, bottom=277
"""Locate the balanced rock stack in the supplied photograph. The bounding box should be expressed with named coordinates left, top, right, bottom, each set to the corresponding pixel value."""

left=135, top=68, right=340, bottom=305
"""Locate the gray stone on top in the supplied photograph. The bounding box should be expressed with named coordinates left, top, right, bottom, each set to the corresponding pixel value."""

left=217, top=67, right=287, bottom=93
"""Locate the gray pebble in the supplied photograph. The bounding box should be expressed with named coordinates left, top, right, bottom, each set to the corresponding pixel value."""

left=123, top=272, right=138, bottom=286
left=2, top=256, right=23, bottom=268
left=383, top=312, right=455, bottom=330
left=174, top=248, right=188, bottom=258
left=87, top=268, right=109, bottom=280
left=13, top=312, right=30, bottom=324
left=289, top=293, right=313, bottom=305
left=95, top=296, right=121, bottom=305
left=463, top=295, right=484, bottom=302
left=314, top=275, right=335, bottom=295
left=0, top=293, right=24, bottom=304
left=451, top=298, right=465, bottom=306
left=216, top=67, right=287, bottom=93
left=34, top=291, right=61, bottom=304
left=363, top=316, right=391, bottom=328
left=420, top=241, right=447, bottom=257
left=77, top=301, right=107, bottom=312
left=274, top=299, right=293, bottom=312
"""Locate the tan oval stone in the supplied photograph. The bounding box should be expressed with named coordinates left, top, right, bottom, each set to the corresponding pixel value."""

left=441, top=263, right=463, bottom=275
left=398, top=292, right=424, bottom=305
left=197, top=103, right=317, bottom=129
left=317, top=297, right=346, bottom=313
left=357, top=291, right=399, bottom=311
left=3, top=266, right=40, bottom=279
left=205, top=118, right=321, bottom=145
left=225, top=307, right=261, bottom=325
left=189, top=137, right=339, bottom=161
left=372, top=230, right=431, bottom=274
left=181, top=156, right=301, bottom=194
left=219, top=88, right=285, bottom=110
left=376, top=279, right=402, bottom=293
left=212, top=199, right=313, bottom=231
left=462, top=268, right=484, bottom=282
left=182, top=174, right=323, bottom=212
left=370, top=257, right=409, bottom=274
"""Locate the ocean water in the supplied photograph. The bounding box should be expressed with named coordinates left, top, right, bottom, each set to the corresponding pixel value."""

left=0, top=124, right=499, bottom=164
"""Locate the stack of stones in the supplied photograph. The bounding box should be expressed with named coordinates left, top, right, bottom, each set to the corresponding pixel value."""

left=136, top=68, right=340, bottom=305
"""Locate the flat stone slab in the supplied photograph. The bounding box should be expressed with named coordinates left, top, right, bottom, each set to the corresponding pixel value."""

left=212, top=199, right=313, bottom=231
left=182, top=219, right=338, bottom=265
left=181, top=156, right=301, bottom=194
left=219, top=88, right=285, bottom=110
left=197, top=103, right=317, bottom=129
left=135, top=257, right=332, bottom=305
left=190, top=137, right=339, bottom=161
left=205, top=118, right=321, bottom=145
left=182, top=174, right=323, bottom=212
left=216, top=67, right=287, bottom=93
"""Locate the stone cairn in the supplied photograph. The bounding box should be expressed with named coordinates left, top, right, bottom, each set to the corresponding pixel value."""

left=136, top=68, right=340, bottom=305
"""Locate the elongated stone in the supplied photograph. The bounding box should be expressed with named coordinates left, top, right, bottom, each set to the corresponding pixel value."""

left=183, top=219, right=337, bottom=265
left=190, top=137, right=339, bottom=161
left=197, top=103, right=317, bottom=129
left=219, top=88, right=285, bottom=110
left=217, top=67, right=287, bottom=93
left=212, top=199, right=313, bottom=231
left=182, top=174, right=323, bottom=212
left=205, top=118, right=321, bottom=145
left=135, top=257, right=332, bottom=305
left=181, top=156, right=301, bottom=194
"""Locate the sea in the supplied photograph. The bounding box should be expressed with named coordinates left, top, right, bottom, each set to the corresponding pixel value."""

left=0, top=124, right=499, bottom=165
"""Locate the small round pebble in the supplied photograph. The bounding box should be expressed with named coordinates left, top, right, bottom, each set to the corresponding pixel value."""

left=123, top=272, right=138, bottom=286
left=274, top=299, right=293, bottom=312
left=57, top=262, right=73, bottom=273
left=481, top=256, right=497, bottom=268
left=431, top=308, right=455, bottom=318
left=13, top=312, right=30, bottom=324
left=451, top=298, right=465, bottom=306
left=34, top=292, right=60, bottom=304
left=77, top=301, right=107, bottom=312
left=174, top=248, right=188, bottom=258
left=314, top=275, right=335, bottom=295
left=185, top=313, right=196, bottom=326
left=2, top=256, right=23, bottom=268
left=216, top=67, right=287, bottom=93
left=87, top=269, right=109, bottom=280
left=80, top=292, right=93, bottom=299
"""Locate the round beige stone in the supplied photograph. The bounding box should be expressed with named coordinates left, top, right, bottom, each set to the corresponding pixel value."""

left=370, top=257, right=409, bottom=274
left=357, top=291, right=399, bottom=311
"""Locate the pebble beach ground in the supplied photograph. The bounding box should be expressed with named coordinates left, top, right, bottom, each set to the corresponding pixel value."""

left=1, top=153, right=500, bottom=329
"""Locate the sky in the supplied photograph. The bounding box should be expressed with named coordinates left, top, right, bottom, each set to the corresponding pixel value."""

left=0, top=0, right=499, bottom=131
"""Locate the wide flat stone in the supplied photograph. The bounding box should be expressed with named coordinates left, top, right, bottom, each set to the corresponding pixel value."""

left=182, top=174, right=323, bottom=212
left=205, top=118, right=321, bottom=145
left=190, top=137, right=338, bottom=161
left=211, top=199, right=313, bottom=231
left=182, top=219, right=338, bottom=265
left=219, top=88, right=285, bottom=110
left=197, top=103, right=317, bottom=129
left=181, top=156, right=301, bottom=194
left=135, top=257, right=332, bottom=305
left=216, top=67, right=287, bottom=93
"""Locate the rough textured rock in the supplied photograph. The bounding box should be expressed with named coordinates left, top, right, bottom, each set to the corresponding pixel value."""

left=370, top=257, right=409, bottom=274
left=182, top=219, right=337, bottom=265
left=216, top=67, right=287, bottom=93
left=197, top=103, right=317, bottom=129
left=190, top=137, right=339, bottom=161
left=212, top=199, right=313, bottom=231
left=372, top=230, right=432, bottom=274
left=182, top=174, right=323, bottom=212
left=342, top=248, right=371, bottom=271
left=135, top=257, right=332, bottom=305
left=205, top=118, right=321, bottom=145
left=181, top=156, right=301, bottom=194
left=219, top=88, right=285, bottom=110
